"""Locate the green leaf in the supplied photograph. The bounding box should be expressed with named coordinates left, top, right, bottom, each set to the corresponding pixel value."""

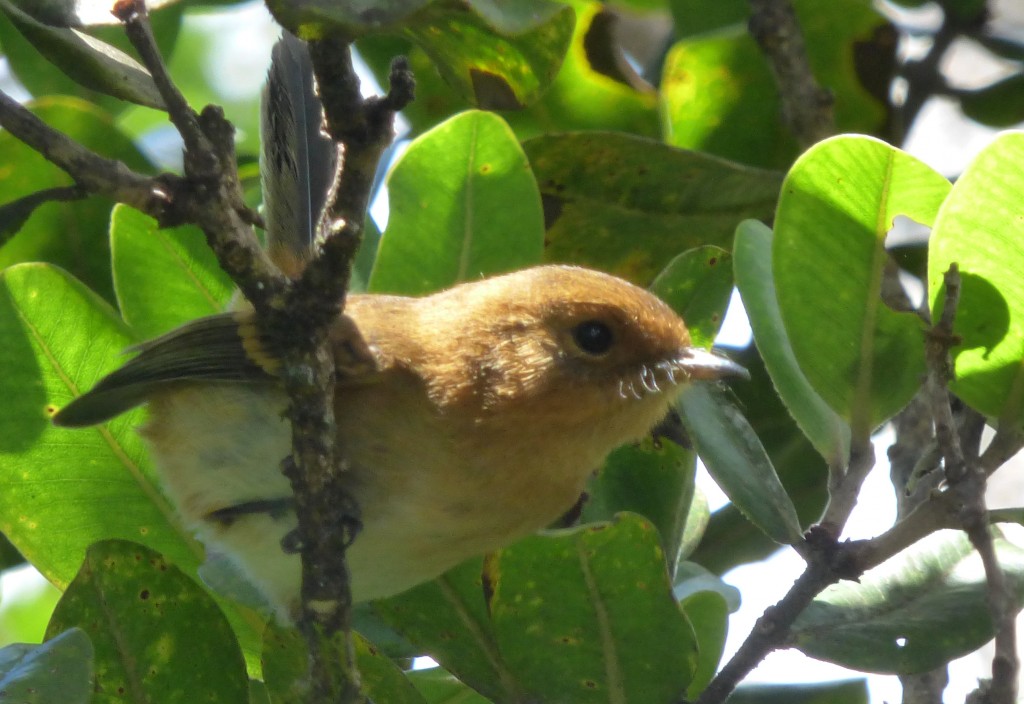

left=661, top=26, right=795, bottom=169
left=0, top=628, right=93, bottom=704
left=959, top=74, right=1024, bottom=128
left=734, top=219, right=850, bottom=465
left=929, top=131, right=1024, bottom=425
left=0, top=0, right=164, bottom=109
left=498, top=0, right=660, bottom=138
left=0, top=2, right=180, bottom=113
left=0, top=264, right=185, bottom=579
left=773, top=135, right=950, bottom=437
left=668, top=0, right=745, bottom=37
left=673, top=562, right=740, bottom=610
left=679, top=590, right=729, bottom=700
left=0, top=263, right=265, bottom=670
left=266, top=0, right=431, bottom=36
left=370, top=110, right=544, bottom=294
left=650, top=246, right=733, bottom=348
left=661, top=0, right=887, bottom=168
left=677, top=487, right=710, bottom=562
left=262, top=624, right=426, bottom=704
left=269, top=0, right=572, bottom=110
left=726, top=679, right=868, bottom=704
left=489, top=514, right=697, bottom=704
left=7, top=0, right=182, bottom=25
left=0, top=97, right=152, bottom=304
left=357, top=1, right=660, bottom=140
left=407, top=666, right=493, bottom=704
left=689, top=344, right=830, bottom=574
left=581, top=437, right=698, bottom=578
left=406, top=2, right=574, bottom=110
left=372, top=559, right=514, bottom=702
left=523, top=132, right=781, bottom=284
left=111, top=205, right=233, bottom=339
left=0, top=567, right=62, bottom=646
left=793, top=530, right=1024, bottom=674
left=46, top=540, right=248, bottom=703
left=676, top=383, right=803, bottom=546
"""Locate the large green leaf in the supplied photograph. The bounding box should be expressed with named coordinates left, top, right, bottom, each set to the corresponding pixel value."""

left=650, top=246, right=733, bottom=348
left=47, top=540, right=248, bottom=703
left=679, top=590, right=728, bottom=700
left=0, top=628, right=93, bottom=704
left=407, top=666, right=492, bottom=703
left=792, top=531, right=1024, bottom=674
left=0, top=0, right=164, bottom=109
left=676, top=384, right=803, bottom=546
left=726, top=680, right=868, bottom=704
left=773, top=135, right=950, bottom=437
left=581, top=438, right=698, bottom=579
left=669, top=0, right=745, bottom=37
left=0, top=263, right=265, bottom=669
left=0, top=98, right=152, bottom=304
left=269, top=0, right=572, bottom=110
left=734, top=220, right=850, bottom=465
left=928, top=131, right=1024, bottom=425
left=0, top=1, right=181, bottom=113
left=111, top=205, right=233, bottom=340
left=524, top=132, right=781, bottom=284
left=262, top=624, right=426, bottom=704
left=406, top=2, right=574, bottom=110
left=690, top=344, right=830, bottom=575
left=0, top=264, right=187, bottom=579
left=370, top=110, right=544, bottom=294
left=372, top=558, right=516, bottom=702
left=661, top=0, right=888, bottom=168
left=959, top=74, right=1024, bottom=128
left=488, top=514, right=698, bottom=704
left=356, top=0, right=660, bottom=140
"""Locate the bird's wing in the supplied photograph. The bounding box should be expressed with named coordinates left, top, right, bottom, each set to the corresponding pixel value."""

left=53, top=313, right=269, bottom=428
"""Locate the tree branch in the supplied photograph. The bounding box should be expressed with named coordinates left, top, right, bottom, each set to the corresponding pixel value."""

left=112, top=0, right=287, bottom=312
left=0, top=91, right=163, bottom=214
left=747, top=0, right=834, bottom=148
left=923, top=265, right=1018, bottom=704
left=0, top=185, right=88, bottom=247
left=265, top=37, right=412, bottom=704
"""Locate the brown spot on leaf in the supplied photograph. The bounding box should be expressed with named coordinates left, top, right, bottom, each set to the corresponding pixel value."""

left=541, top=193, right=564, bottom=230
left=470, top=69, right=523, bottom=111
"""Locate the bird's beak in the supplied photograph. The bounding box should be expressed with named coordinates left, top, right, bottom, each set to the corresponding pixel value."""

left=675, top=347, right=749, bottom=381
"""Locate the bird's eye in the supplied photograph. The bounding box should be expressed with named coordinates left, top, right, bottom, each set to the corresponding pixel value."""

left=572, top=320, right=614, bottom=356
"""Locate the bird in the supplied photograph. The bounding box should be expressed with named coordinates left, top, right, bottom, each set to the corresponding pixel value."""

left=52, top=33, right=747, bottom=621
left=52, top=265, right=747, bottom=619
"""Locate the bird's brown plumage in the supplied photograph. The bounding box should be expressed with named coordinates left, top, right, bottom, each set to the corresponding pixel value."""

left=54, top=265, right=745, bottom=618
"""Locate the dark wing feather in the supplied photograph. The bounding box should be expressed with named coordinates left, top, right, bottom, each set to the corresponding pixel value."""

left=53, top=314, right=272, bottom=428
left=260, top=32, right=338, bottom=274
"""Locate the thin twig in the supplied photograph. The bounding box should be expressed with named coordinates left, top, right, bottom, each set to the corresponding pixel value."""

left=0, top=185, right=88, bottom=247
left=893, top=4, right=989, bottom=145
left=299, top=44, right=414, bottom=315
left=747, top=0, right=834, bottom=147
left=111, top=0, right=287, bottom=311
left=925, top=264, right=1018, bottom=704
left=0, top=91, right=163, bottom=214
left=694, top=530, right=858, bottom=704
left=890, top=393, right=952, bottom=698
left=818, top=435, right=875, bottom=538
left=113, top=0, right=217, bottom=178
